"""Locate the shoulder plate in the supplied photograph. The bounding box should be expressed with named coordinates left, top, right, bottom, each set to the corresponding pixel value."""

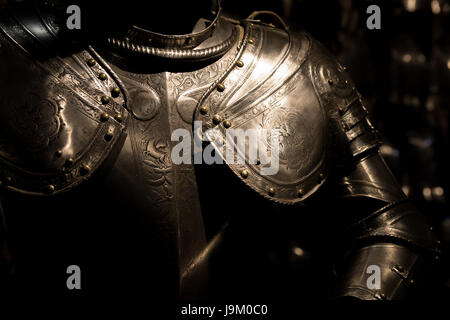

left=0, top=27, right=128, bottom=196
left=194, top=22, right=369, bottom=204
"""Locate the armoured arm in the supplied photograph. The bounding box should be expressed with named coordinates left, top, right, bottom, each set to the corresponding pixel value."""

left=306, top=38, right=439, bottom=300
left=332, top=76, right=439, bottom=301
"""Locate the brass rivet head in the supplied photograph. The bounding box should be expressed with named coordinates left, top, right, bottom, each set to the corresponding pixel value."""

left=87, top=58, right=96, bottom=67
left=212, top=115, right=222, bottom=125
left=248, top=39, right=255, bottom=44
left=268, top=187, right=276, bottom=197
left=409, top=279, right=415, bottom=285
left=104, top=132, right=114, bottom=141
left=223, top=120, right=231, bottom=128
left=318, top=173, right=325, bottom=181
left=64, top=158, right=74, bottom=167
left=328, top=79, right=334, bottom=85
left=429, top=226, right=434, bottom=231
left=80, top=164, right=91, bottom=176
left=240, top=170, right=249, bottom=179
left=338, top=106, right=344, bottom=114
left=55, top=150, right=63, bottom=158
left=98, top=73, right=107, bottom=81
left=46, top=184, right=55, bottom=194
left=236, top=60, right=244, bottom=68
left=199, top=106, right=209, bottom=115
left=101, top=96, right=110, bottom=105
left=297, top=189, right=304, bottom=197
left=114, top=113, right=123, bottom=123
left=217, top=83, right=225, bottom=92
left=100, top=113, right=110, bottom=122
left=3, top=176, right=12, bottom=185
left=435, top=255, right=440, bottom=260
left=111, top=87, right=121, bottom=98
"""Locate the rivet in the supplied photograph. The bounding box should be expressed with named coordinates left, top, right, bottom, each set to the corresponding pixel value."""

left=87, top=58, right=96, bottom=67
left=199, top=106, right=209, bottom=115
left=217, top=83, right=225, bottom=92
left=114, top=113, right=123, bottom=123
left=328, top=79, right=334, bottom=85
left=248, top=39, right=255, bottom=44
left=101, top=96, right=110, bottom=105
left=3, top=176, right=12, bottom=185
left=240, top=170, right=249, bottom=179
left=409, top=279, right=414, bottom=285
left=429, top=226, right=434, bottom=231
left=212, top=115, right=222, bottom=125
left=111, top=87, right=121, bottom=98
left=98, top=73, right=107, bottom=81
left=297, top=189, right=304, bottom=197
left=55, top=150, right=63, bottom=158
left=268, top=187, right=275, bottom=197
left=319, top=173, right=324, bottom=181
left=64, top=158, right=74, bottom=167
left=223, top=120, right=231, bottom=128
left=80, top=164, right=91, bottom=176
left=104, top=132, right=114, bottom=141
left=46, top=184, right=55, bottom=194
left=100, top=113, right=110, bottom=122
left=338, top=106, right=345, bottom=114
left=236, top=60, right=244, bottom=68
left=435, top=255, right=440, bottom=260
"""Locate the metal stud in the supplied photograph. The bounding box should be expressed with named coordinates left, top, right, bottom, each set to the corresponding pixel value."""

left=80, top=164, right=91, bottom=176
left=101, top=96, right=110, bottom=105
left=55, top=150, right=63, bottom=158
left=212, top=115, right=222, bottom=125
left=236, top=60, right=244, bottom=68
left=100, top=113, right=110, bottom=122
left=297, top=189, right=304, bottom=198
left=46, top=184, right=55, bottom=194
left=64, top=158, right=74, bottom=167
left=98, top=73, right=107, bottom=81
left=104, top=132, right=114, bottom=141
left=319, top=173, right=324, bottom=181
left=240, top=170, right=249, bottom=179
left=199, top=106, right=209, bottom=115
left=217, top=83, right=225, bottom=92
left=268, top=187, right=275, bottom=197
left=3, top=176, right=12, bottom=185
left=87, top=58, right=96, bottom=67
left=223, top=120, right=231, bottom=129
left=328, top=79, right=334, bottom=86
left=111, top=87, right=121, bottom=98
left=248, top=39, right=255, bottom=44
left=114, top=113, right=123, bottom=123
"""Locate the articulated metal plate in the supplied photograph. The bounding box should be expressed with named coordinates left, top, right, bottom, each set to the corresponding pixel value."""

left=0, top=33, right=127, bottom=196
left=194, top=24, right=355, bottom=204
